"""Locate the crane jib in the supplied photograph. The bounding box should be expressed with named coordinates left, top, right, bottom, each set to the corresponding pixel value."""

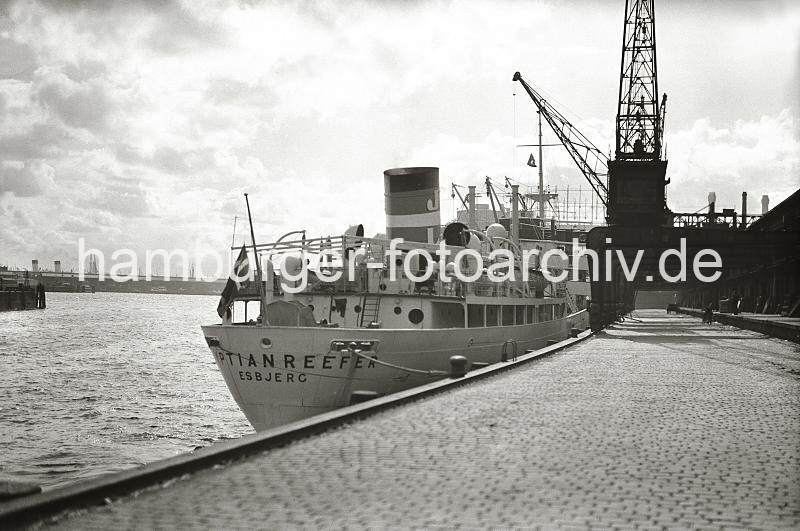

left=512, top=71, right=609, bottom=208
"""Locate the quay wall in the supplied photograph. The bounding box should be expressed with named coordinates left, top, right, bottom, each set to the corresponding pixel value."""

left=677, top=307, right=799, bottom=343
left=0, top=288, right=38, bottom=311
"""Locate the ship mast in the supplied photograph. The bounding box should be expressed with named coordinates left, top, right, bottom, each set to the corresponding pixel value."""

left=537, top=110, right=544, bottom=221
left=243, top=193, right=265, bottom=316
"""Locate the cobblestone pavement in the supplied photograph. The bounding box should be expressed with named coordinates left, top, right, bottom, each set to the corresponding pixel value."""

left=51, top=311, right=800, bottom=529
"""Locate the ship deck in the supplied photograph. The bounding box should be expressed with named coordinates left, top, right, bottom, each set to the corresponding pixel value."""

left=2, top=310, right=799, bottom=528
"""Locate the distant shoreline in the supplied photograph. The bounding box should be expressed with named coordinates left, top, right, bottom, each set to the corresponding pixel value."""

left=0, top=270, right=226, bottom=296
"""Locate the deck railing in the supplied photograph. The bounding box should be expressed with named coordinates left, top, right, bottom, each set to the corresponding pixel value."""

left=231, top=234, right=567, bottom=302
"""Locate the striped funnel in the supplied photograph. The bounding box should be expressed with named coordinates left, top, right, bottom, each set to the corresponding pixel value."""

left=384, top=167, right=440, bottom=243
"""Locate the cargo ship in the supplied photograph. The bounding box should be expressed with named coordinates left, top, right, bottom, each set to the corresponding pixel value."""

left=202, top=167, right=589, bottom=431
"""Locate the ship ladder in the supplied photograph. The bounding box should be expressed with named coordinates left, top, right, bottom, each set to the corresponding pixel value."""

left=359, top=295, right=381, bottom=327
left=501, top=339, right=518, bottom=362
left=562, top=282, right=579, bottom=314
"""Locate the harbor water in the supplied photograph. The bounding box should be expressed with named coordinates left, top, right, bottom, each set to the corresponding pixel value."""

left=0, top=292, right=252, bottom=490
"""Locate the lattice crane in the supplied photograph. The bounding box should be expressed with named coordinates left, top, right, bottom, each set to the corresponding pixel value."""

left=606, top=0, right=669, bottom=226
left=616, top=0, right=667, bottom=161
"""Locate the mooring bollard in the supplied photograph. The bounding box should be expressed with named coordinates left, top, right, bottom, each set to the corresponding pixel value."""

left=570, top=327, right=579, bottom=338
left=350, top=390, right=380, bottom=405
left=449, top=355, right=468, bottom=378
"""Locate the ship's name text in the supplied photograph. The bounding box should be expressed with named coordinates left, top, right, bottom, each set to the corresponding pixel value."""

left=217, top=352, right=377, bottom=372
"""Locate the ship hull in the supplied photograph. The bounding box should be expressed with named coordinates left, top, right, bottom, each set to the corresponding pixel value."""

left=202, top=310, right=588, bottom=431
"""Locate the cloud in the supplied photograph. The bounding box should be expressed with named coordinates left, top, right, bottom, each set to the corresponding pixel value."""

left=0, top=122, right=84, bottom=159
left=0, top=0, right=797, bottom=270
left=86, top=180, right=150, bottom=218
left=666, top=110, right=800, bottom=211
left=62, top=59, right=107, bottom=82
left=144, top=2, right=230, bottom=53
left=0, top=160, right=55, bottom=197
left=0, top=31, right=37, bottom=80
left=11, top=207, right=32, bottom=228
left=59, top=215, right=96, bottom=234
left=35, top=73, right=111, bottom=131
left=152, top=146, right=189, bottom=174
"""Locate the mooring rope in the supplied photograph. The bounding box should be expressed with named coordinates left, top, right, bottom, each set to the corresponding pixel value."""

left=348, top=349, right=447, bottom=377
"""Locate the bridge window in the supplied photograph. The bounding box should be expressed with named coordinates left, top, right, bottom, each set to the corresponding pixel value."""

left=486, top=305, right=499, bottom=327
left=232, top=300, right=260, bottom=324
left=502, top=305, right=514, bottom=326
left=515, top=305, right=525, bottom=325
left=431, top=302, right=464, bottom=328
left=468, top=304, right=484, bottom=328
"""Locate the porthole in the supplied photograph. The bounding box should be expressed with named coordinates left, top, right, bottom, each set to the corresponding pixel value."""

left=379, top=283, right=387, bottom=291
left=308, top=304, right=315, bottom=312
left=409, top=309, right=424, bottom=324
left=354, top=305, right=362, bottom=313
left=260, top=338, right=272, bottom=348
left=393, top=306, right=402, bottom=315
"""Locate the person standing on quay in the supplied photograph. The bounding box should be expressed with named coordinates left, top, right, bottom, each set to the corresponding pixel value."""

left=730, top=290, right=741, bottom=315
left=702, top=303, right=714, bottom=324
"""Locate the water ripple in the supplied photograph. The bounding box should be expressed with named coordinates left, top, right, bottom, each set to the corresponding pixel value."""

left=0, top=292, right=253, bottom=490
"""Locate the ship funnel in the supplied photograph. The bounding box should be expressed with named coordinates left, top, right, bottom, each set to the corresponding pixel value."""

left=384, top=167, right=440, bottom=243
left=708, top=192, right=716, bottom=215
left=741, top=192, right=747, bottom=225
left=761, top=195, right=769, bottom=214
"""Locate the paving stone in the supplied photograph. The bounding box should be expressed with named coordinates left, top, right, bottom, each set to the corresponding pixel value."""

left=45, top=311, right=800, bottom=529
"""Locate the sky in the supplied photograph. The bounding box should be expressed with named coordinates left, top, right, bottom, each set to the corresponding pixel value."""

left=0, top=0, right=798, bottom=273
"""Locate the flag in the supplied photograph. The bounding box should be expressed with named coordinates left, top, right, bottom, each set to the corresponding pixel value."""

left=527, top=153, right=537, bottom=167
left=217, top=245, right=250, bottom=318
